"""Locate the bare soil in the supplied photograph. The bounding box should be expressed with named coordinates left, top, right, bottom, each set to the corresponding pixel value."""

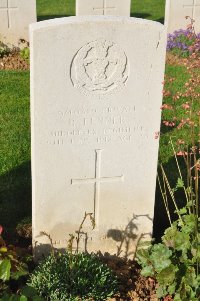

left=0, top=51, right=29, bottom=70
left=103, top=256, right=159, bottom=301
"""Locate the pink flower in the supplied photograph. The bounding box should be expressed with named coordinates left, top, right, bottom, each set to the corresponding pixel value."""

left=160, top=104, right=173, bottom=110
left=163, top=121, right=175, bottom=127
left=182, top=103, right=190, bottom=109
left=177, top=151, right=188, bottom=156
left=0, top=225, right=3, bottom=235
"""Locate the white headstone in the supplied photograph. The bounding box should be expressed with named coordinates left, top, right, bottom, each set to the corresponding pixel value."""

left=166, top=0, right=200, bottom=34
left=30, top=16, right=167, bottom=258
left=0, top=0, right=36, bottom=46
left=76, top=0, right=131, bottom=16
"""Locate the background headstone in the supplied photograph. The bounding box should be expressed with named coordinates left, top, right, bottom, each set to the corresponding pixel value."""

left=0, top=0, right=37, bottom=46
left=166, top=0, right=200, bottom=34
left=30, top=16, right=167, bottom=258
left=76, top=0, right=131, bottom=16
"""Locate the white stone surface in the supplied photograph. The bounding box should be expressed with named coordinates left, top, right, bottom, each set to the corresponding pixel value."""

left=30, top=16, right=167, bottom=258
left=0, top=0, right=36, bottom=46
left=166, top=0, right=200, bottom=34
left=76, top=0, right=131, bottom=16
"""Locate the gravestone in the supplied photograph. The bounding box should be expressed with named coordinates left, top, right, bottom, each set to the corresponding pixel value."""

left=166, top=0, right=200, bottom=34
left=76, top=0, right=131, bottom=16
left=30, top=16, right=167, bottom=258
left=0, top=0, right=36, bottom=46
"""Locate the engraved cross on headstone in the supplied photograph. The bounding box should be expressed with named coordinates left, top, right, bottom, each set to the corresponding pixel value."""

left=0, top=0, right=18, bottom=28
left=71, top=149, right=124, bottom=226
left=93, top=0, right=116, bottom=15
left=183, top=0, right=200, bottom=20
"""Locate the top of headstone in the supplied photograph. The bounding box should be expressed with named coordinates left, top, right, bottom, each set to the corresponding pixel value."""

left=31, top=16, right=165, bottom=31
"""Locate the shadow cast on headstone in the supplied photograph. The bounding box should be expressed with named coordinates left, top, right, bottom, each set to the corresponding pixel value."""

left=33, top=243, right=66, bottom=260
left=0, top=161, right=31, bottom=236
left=107, top=214, right=152, bottom=259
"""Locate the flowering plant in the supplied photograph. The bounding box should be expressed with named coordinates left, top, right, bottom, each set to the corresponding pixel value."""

left=137, top=26, right=200, bottom=300
left=167, top=20, right=200, bottom=58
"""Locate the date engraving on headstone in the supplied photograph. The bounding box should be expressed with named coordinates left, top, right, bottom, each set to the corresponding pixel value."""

left=70, top=39, right=129, bottom=97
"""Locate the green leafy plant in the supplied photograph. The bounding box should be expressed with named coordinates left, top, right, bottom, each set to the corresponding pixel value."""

left=20, top=48, right=30, bottom=62
left=0, top=226, right=29, bottom=296
left=137, top=207, right=200, bottom=300
left=137, top=51, right=200, bottom=299
left=28, top=252, right=118, bottom=301
left=16, top=218, right=32, bottom=240
left=0, top=46, right=10, bottom=58
left=0, top=286, right=45, bottom=301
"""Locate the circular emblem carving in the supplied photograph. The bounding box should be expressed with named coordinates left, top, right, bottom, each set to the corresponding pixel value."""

left=70, top=39, right=129, bottom=97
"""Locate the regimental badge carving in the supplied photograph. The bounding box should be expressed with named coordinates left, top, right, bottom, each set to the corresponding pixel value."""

left=70, top=39, right=129, bottom=97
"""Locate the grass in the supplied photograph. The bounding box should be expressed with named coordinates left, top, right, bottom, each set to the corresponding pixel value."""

left=159, top=64, right=191, bottom=164
left=36, top=0, right=165, bottom=22
left=131, top=0, right=165, bottom=23
left=0, top=71, right=31, bottom=233
left=36, top=0, right=75, bottom=21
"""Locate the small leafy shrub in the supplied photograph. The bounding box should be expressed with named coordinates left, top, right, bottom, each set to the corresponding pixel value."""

left=0, top=226, right=29, bottom=296
left=0, top=286, right=45, bottom=301
left=167, top=28, right=200, bottom=57
left=0, top=45, right=10, bottom=58
left=20, top=48, right=30, bottom=62
left=16, top=218, right=32, bottom=239
left=137, top=207, right=200, bottom=300
left=28, top=252, right=118, bottom=301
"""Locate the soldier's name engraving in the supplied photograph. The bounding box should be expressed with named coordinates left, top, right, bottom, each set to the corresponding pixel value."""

left=46, top=105, right=148, bottom=146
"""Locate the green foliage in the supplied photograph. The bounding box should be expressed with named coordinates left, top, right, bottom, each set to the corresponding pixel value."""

left=0, top=286, right=45, bottom=301
left=0, top=246, right=28, bottom=284
left=20, top=48, right=30, bottom=62
left=28, top=252, right=118, bottom=301
left=0, top=228, right=29, bottom=297
left=137, top=207, right=200, bottom=300
left=0, top=46, right=10, bottom=58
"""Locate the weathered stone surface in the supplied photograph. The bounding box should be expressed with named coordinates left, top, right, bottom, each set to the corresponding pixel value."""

left=76, top=0, right=131, bottom=16
left=0, top=0, right=36, bottom=46
left=166, top=0, right=200, bottom=33
left=30, top=16, right=167, bottom=258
